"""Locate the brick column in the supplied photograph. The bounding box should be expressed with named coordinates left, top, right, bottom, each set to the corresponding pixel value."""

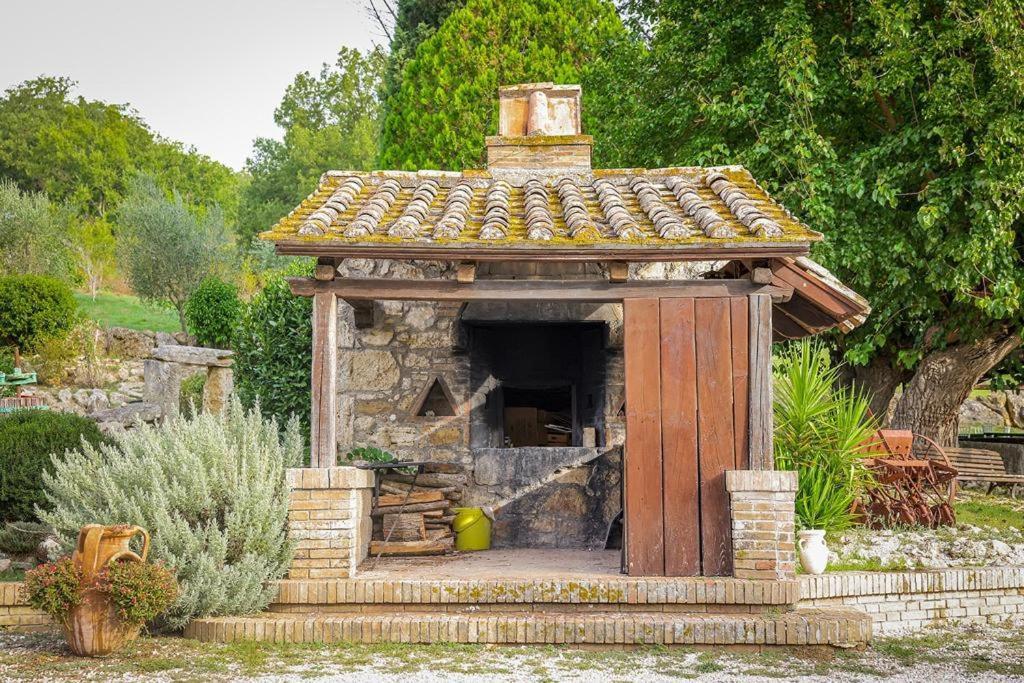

left=286, top=467, right=375, bottom=579
left=725, top=470, right=797, bottom=580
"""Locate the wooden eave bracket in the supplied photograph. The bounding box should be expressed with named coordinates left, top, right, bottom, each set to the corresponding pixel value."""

left=607, top=261, right=629, bottom=283
left=456, top=262, right=477, bottom=284
left=315, top=257, right=341, bottom=281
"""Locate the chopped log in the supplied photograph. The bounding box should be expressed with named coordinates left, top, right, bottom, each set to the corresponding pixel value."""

left=420, top=462, right=465, bottom=474
left=426, top=528, right=454, bottom=542
left=382, top=513, right=426, bottom=542
left=425, top=515, right=456, bottom=525
left=371, top=500, right=449, bottom=516
left=369, top=539, right=448, bottom=556
left=422, top=509, right=443, bottom=518
left=379, top=483, right=408, bottom=495
left=376, top=491, right=444, bottom=507
left=382, top=473, right=467, bottom=488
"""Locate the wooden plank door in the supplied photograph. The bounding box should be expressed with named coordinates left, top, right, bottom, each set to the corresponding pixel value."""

left=623, top=296, right=752, bottom=576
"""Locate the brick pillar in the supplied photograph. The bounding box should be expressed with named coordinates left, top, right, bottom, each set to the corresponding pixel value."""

left=725, top=470, right=797, bottom=580
left=286, top=467, right=375, bottom=579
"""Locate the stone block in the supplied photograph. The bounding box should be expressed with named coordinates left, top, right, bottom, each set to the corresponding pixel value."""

left=726, top=470, right=798, bottom=493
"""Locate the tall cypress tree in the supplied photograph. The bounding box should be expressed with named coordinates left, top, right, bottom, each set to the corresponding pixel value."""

left=378, top=0, right=626, bottom=170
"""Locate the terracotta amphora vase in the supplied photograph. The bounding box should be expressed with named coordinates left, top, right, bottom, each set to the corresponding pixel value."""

left=65, top=525, right=150, bottom=657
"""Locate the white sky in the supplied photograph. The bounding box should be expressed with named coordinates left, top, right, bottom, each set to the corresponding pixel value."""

left=0, top=0, right=381, bottom=170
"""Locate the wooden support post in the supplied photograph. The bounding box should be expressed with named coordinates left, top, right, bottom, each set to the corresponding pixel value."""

left=315, top=257, right=339, bottom=281
left=310, top=291, right=338, bottom=467
left=748, top=294, right=774, bottom=469
left=607, top=261, right=629, bottom=283
left=456, top=261, right=477, bottom=284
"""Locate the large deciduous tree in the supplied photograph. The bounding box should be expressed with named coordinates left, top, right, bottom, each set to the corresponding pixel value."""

left=377, top=0, right=627, bottom=171
left=0, top=77, right=241, bottom=221
left=603, top=0, right=1024, bottom=444
left=237, top=48, right=383, bottom=246
left=117, top=176, right=230, bottom=331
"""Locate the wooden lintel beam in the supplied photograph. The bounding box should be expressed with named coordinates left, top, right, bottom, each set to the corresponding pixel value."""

left=289, top=277, right=792, bottom=302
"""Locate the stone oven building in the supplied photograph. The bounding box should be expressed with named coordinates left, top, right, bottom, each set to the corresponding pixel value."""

left=185, top=83, right=877, bottom=647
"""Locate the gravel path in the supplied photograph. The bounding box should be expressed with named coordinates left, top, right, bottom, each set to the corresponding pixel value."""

left=1, top=622, right=1023, bottom=682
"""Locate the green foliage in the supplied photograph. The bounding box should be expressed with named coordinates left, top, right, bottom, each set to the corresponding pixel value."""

left=96, top=559, right=179, bottom=626
left=344, top=446, right=396, bottom=464
left=378, top=0, right=626, bottom=170
left=39, top=399, right=302, bottom=629
left=21, top=557, right=83, bottom=620
left=0, top=274, right=79, bottom=357
left=184, top=277, right=241, bottom=349
left=117, top=175, right=231, bottom=331
left=600, top=0, right=1024, bottom=379
left=774, top=341, right=876, bottom=532
left=0, top=179, right=72, bottom=281
left=0, top=521, right=51, bottom=555
left=233, top=266, right=313, bottom=448
left=238, top=48, right=383, bottom=245
left=69, top=217, right=118, bottom=299
left=0, top=410, right=107, bottom=523
left=379, top=0, right=465, bottom=111
left=179, top=373, right=206, bottom=416
left=0, top=77, right=241, bottom=221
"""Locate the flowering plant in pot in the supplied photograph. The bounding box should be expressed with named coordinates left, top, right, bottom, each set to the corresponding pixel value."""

left=22, top=556, right=177, bottom=656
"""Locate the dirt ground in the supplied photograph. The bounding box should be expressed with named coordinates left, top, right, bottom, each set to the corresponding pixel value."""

left=1, top=621, right=1023, bottom=682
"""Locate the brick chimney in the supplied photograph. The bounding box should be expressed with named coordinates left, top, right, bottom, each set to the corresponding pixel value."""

left=486, top=83, right=592, bottom=170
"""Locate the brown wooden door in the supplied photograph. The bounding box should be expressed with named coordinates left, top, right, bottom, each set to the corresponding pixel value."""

left=623, top=296, right=751, bottom=576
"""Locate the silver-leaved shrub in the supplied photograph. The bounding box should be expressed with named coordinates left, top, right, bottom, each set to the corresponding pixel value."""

left=39, top=398, right=301, bottom=629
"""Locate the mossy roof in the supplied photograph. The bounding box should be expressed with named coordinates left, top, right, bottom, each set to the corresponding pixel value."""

left=260, top=165, right=822, bottom=258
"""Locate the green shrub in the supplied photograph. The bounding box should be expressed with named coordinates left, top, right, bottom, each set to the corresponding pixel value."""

left=773, top=341, right=876, bottom=533
left=344, top=446, right=396, bottom=464
left=0, top=275, right=79, bottom=361
left=0, top=522, right=51, bottom=554
left=184, top=276, right=241, bottom=349
left=179, top=373, right=206, bottom=416
left=234, top=268, right=312, bottom=449
left=40, top=399, right=302, bottom=629
left=0, top=410, right=107, bottom=523
left=21, top=557, right=83, bottom=619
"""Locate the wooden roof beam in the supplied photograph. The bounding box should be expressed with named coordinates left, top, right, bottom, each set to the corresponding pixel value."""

left=288, top=277, right=793, bottom=303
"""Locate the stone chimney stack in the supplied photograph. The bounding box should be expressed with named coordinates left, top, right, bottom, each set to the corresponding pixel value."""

left=486, top=83, right=592, bottom=170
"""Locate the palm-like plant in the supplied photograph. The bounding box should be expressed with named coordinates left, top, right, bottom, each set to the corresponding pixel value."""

left=774, top=341, right=877, bottom=532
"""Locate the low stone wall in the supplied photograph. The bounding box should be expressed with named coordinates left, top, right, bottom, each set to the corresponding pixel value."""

left=0, top=583, right=51, bottom=632
left=800, top=567, right=1024, bottom=634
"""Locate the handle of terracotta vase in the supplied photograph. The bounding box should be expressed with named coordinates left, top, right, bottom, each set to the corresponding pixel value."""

left=107, top=550, right=143, bottom=564
left=129, top=526, right=150, bottom=562
left=76, top=525, right=104, bottom=579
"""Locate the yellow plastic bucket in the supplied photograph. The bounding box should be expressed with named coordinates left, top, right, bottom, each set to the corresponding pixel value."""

left=452, top=507, right=492, bottom=551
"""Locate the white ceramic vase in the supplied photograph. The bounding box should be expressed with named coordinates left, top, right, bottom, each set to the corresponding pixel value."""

left=798, top=529, right=829, bottom=575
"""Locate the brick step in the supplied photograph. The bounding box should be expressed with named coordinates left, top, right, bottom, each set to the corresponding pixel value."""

left=270, top=577, right=801, bottom=610
left=185, top=607, right=871, bottom=647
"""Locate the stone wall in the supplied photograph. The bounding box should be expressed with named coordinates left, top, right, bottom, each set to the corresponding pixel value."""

left=959, top=390, right=1024, bottom=432
left=800, top=567, right=1024, bottom=634
left=331, top=259, right=709, bottom=548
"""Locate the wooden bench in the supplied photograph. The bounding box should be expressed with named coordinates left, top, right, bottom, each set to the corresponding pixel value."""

left=943, top=447, right=1024, bottom=497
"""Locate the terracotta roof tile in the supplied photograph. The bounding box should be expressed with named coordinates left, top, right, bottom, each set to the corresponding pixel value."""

left=264, top=166, right=821, bottom=252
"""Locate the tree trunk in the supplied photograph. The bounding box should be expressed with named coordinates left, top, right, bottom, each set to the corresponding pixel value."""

left=840, top=355, right=910, bottom=426
left=890, top=331, right=1022, bottom=447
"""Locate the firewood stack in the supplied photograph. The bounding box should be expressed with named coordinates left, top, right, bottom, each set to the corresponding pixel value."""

left=368, top=463, right=466, bottom=557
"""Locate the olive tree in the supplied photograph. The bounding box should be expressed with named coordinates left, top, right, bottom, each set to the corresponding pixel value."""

left=117, top=175, right=230, bottom=331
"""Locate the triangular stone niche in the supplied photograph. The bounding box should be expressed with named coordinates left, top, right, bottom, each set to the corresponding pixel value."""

left=412, top=376, right=457, bottom=417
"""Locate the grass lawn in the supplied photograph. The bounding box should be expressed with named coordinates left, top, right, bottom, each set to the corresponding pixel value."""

left=1, top=623, right=1022, bottom=681
left=74, top=292, right=181, bottom=334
